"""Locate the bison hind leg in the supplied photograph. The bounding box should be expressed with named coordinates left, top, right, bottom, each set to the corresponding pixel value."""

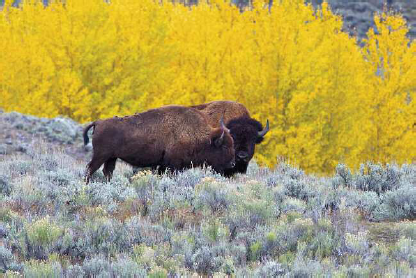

left=85, top=155, right=108, bottom=184
left=103, top=158, right=117, bottom=182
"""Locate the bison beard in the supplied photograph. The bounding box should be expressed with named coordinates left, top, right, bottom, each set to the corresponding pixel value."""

left=192, top=101, right=269, bottom=177
left=83, top=105, right=235, bottom=183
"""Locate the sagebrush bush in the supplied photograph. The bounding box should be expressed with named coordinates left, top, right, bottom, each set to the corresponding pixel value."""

left=82, top=255, right=111, bottom=277
left=23, top=260, right=63, bottom=277
left=398, top=221, right=416, bottom=240
left=24, top=216, right=63, bottom=259
left=346, top=265, right=372, bottom=277
left=0, top=245, right=21, bottom=273
left=332, top=164, right=353, bottom=189
left=65, top=264, right=85, bottom=277
left=392, top=237, right=416, bottom=268
left=6, top=160, right=32, bottom=176
left=290, top=256, right=325, bottom=276
left=254, top=261, right=285, bottom=277
left=345, top=232, right=370, bottom=256
left=371, top=185, right=416, bottom=221
left=225, top=182, right=276, bottom=235
left=85, top=179, right=135, bottom=213
left=280, top=197, right=307, bottom=214
left=0, top=142, right=415, bottom=275
left=355, top=163, right=402, bottom=194
left=74, top=218, right=131, bottom=257
left=343, top=189, right=380, bottom=218
left=201, top=219, right=228, bottom=243
left=190, top=246, right=223, bottom=275
left=0, top=175, right=12, bottom=196
left=195, top=179, right=231, bottom=214
left=110, top=256, right=147, bottom=277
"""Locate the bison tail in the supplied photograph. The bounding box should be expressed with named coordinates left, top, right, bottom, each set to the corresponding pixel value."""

left=83, top=122, right=95, bottom=145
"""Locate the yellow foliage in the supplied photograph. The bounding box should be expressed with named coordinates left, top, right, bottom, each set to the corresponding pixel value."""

left=362, top=13, right=416, bottom=165
left=0, top=0, right=414, bottom=174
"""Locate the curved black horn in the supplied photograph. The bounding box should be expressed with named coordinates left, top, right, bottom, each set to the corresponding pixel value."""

left=258, top=119, right=270, bottom=137
left=220, top=117, right=230, bottom=133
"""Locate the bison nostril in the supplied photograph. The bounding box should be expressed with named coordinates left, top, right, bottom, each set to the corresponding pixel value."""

left=237, top=152, right=248, bottom=159
left=230, top=161, right=235, bottom=168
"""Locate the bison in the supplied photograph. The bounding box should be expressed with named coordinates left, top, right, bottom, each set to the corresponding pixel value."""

left=83, top=105, right=235, bottom=183
left=192, top=101, right=269, bottom=176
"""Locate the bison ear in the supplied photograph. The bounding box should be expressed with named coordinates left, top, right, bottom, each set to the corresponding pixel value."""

left=213, top=130, right=225, bottom=148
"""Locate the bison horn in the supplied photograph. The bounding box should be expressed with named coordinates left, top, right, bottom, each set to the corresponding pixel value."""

left=220, top=117, right=230, bottom=133
left=258, top=119, right=270, bottom=137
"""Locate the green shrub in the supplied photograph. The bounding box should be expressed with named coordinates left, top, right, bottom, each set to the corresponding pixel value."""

left=24, top=217, right=63, bottom=259
left=110, top=256, right=147, bottom=277
left=398, top=221, right=416, bottom=240
left=281, top=197, right=307, bottom=214
left=0, top=175, right=12, bottom=196
left=26, top=217, right=62, bottom=249
left=345, top=232, right=369, bottom=256
left=371, top=185, right=416, bottom=221
left=392, top=237, right=416, bottom=268
left=66, top=265, right=85, bottom=277
left=249, top=242, right=262, bottom=261
left=82, top=255, right=111, bottom=277
left=0, top=245, right=21, bottom=273
left=346, top=264, right=371, bottom=277
left=201, top=219, right=228, bottom=243
left=190, top=246, right=223, bottom=275
left=195, top=179, right=230, bottom=214
left=254, top=261, right=285, bottom=277
left=148, top=266, right=168, bottom=278
left=23, top=260, right=63, bottom=277
left=354, top=163, right=402, bottom=194
left=332, top=164, right=353, bottom=189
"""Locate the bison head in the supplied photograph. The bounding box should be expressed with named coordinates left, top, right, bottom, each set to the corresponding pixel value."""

left=204, top=119, right=236, bottom=174
left=224, top=117, right=269, bottom=176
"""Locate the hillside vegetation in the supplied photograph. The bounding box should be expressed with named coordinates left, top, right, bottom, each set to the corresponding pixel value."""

left=0, top=111, right=415, bottom=276
left=0, top=0, right=415, bottom=174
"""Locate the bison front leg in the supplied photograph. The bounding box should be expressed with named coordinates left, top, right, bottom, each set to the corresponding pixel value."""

left=103, top=158, right=117, bottom=182
left=155, top=165, right=165, bottom=176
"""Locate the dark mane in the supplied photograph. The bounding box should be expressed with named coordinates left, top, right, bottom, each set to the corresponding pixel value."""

left=226, top=117, right=264, bottom=144
left=227, top=117, right=263, bottom=131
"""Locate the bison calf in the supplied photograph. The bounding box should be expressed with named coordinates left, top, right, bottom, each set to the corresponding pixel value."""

left=83, top=105, right=235, bottom=183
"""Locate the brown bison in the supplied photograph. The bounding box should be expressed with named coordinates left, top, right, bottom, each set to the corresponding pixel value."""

left=192, top=101, right=269, bottom=176
left=83, top=105, right=235, bottom=183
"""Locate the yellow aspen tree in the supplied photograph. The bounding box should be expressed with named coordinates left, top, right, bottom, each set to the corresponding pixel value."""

left=363, top=13, right=416, bottom=164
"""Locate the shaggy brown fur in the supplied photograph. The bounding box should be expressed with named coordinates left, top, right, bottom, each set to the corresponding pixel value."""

left=192, top=101, right=269, bottom=176
left=192, top=101, right=250, bottom=127
left=83, top=105, right=235, bottom=183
